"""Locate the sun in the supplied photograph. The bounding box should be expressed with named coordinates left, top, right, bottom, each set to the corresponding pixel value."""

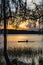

left=18, top=21, right=29, bottom=30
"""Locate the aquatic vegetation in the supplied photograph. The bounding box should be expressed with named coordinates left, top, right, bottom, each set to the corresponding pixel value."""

left=0, top=47, right=43, bottom=65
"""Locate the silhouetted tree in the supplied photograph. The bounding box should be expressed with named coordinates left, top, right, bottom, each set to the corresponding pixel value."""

left=1, top=0, right=18, bottom=65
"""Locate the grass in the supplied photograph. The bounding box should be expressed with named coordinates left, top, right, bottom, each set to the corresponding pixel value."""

left=7, top=47, right=43, bottom=57
left=0, top=47, right=43, bottom=65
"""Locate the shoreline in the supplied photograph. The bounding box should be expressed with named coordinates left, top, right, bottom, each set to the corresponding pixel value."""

left=0, top=29, right=43, bottom=34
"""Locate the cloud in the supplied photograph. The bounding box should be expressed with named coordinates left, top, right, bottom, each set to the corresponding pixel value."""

left=0, top=0, right=1, bottom=4
left=9, top=0, right=42, bottom=12
left=23, top=0, right=42, bottom=9
left=33, top=0, right=42, bottom=4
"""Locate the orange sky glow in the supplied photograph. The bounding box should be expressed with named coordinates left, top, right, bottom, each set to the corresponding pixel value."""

left=0, top=19, right=42, bottom=30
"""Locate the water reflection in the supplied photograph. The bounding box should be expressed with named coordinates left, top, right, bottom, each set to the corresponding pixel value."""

left=7, top=34, right=43, bottom=49
left=0, top=34, right=43, bottom=65
left=0, top=34, right=43, bottom=49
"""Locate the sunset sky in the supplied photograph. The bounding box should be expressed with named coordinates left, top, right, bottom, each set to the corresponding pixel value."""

left=0, top=0, right=43, bottom=30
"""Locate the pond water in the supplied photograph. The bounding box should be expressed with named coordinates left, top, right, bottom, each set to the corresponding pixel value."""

left=0, top=34, right=43, bottom=65
left=0, top=34, right=43, bottom=49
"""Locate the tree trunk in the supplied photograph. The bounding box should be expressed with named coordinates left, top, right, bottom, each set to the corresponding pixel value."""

left=2, top=0, right=12, bottom=65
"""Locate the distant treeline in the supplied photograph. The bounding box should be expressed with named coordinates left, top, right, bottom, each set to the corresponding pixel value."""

left=0, top=29, right=43, bottom=34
